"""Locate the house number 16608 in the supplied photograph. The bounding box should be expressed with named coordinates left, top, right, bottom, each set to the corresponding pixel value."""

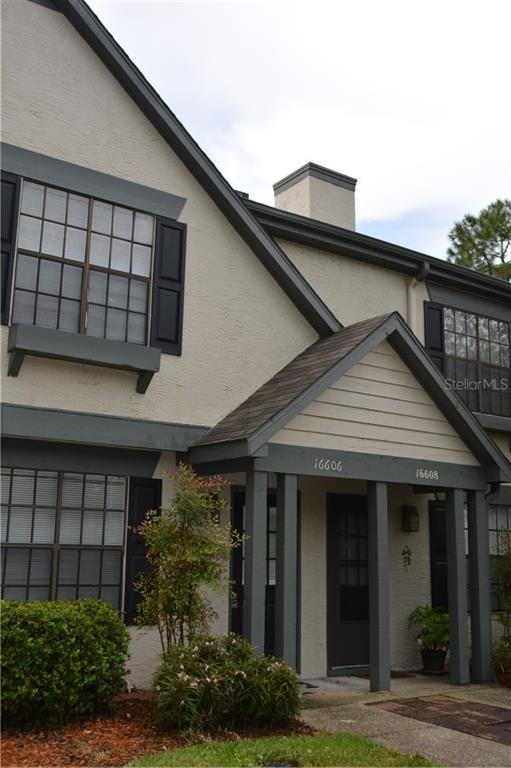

left=314, top=456, right=343, bottom=473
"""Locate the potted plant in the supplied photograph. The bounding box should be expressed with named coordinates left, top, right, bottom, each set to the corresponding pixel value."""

left=408, top=605, right=449, bottom=673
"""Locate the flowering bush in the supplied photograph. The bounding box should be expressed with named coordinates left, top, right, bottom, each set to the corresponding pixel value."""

left=135, top=466, right=242, bottom=651
left=152, top=635, right=302, bottom=730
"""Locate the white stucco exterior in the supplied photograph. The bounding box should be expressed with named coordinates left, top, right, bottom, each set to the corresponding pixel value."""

left=1, top=0, right=509, bottom=692
left=1, top=0, right=317, bottom=428
left=277, top=240, right=431, bottom=341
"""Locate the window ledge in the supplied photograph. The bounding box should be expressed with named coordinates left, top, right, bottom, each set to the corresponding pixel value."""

left=7, top=324, right=161, bottom=394
left=474, top=412, right=511, bottom=433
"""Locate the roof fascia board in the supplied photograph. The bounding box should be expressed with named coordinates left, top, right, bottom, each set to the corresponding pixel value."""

left=474, top=413, right=511, bottom=433
left=426, top=283, right=511, bottom=323
left=187, top=439, right=268, bottom=464
left=53, top=0, right=341, bottom=336
left=247, top=200, right=511, bottom=306
left=2, top=403, right=208, bottom=453
left=387, top=318, right=511, bottom=478
left=253, top=444, right=490, bottom=491
left=247, top=315, right=400, bottom=454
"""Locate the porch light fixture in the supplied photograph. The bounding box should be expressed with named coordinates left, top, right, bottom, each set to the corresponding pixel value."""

left=401, top=505, right=420, bottom=533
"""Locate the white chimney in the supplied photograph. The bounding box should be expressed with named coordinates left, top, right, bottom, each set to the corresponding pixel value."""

left=273, top=162, right=357, bottom=230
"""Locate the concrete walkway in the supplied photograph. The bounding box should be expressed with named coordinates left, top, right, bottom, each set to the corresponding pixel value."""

left=301, top=676, right=511, bottom=767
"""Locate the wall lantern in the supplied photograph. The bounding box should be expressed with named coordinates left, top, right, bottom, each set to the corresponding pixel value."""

left=401, top=505, right=420, bottom=533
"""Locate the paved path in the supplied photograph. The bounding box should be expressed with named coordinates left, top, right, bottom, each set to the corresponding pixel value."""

left=301, top=678, right=511, bottom=767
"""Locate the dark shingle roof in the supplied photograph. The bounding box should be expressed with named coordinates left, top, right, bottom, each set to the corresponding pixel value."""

left=198, top=314, right=391, bottom=446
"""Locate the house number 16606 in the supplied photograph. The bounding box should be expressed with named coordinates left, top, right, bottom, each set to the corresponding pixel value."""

left=314, top=456, right=343, bottom=472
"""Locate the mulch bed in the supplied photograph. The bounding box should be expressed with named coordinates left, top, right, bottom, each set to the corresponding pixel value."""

left=2, top=692, right=314, bottom=767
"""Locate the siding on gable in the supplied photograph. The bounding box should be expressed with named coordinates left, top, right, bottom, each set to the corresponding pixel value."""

left=270, top=341, right=480, bottom=466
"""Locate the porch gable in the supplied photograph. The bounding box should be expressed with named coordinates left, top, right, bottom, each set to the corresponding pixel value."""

left=269, top=339, right=480, bottom=466
left=191, top=312, right=511, bottom=485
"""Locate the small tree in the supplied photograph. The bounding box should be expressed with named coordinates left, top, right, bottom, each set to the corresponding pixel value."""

left=135, top=465, right=242, bottom=652
left=446, top=199, right=511, bottom=282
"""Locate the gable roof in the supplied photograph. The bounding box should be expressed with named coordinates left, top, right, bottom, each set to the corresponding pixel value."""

left=193, top=312, right=511, bottom=480
left=46, top=0, right=340, bottom=337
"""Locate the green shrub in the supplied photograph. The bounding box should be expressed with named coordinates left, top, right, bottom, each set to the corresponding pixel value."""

left=493, top=637, right=511, bottom=687
left=408, top=605, right=449, bottom=650
left=152, top=634, right=302, bottom=731
left=1, top=599, right=129, bottom=729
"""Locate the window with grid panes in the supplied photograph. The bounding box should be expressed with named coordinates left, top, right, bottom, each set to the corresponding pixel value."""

left=443, top=307, right=510, bottom=416
left=11, top=181, right=154, bottom=344
left=488, top=504, right=511, bottom=611
left=1, top=469, right=127, bottom=608
left=237, top=504, right=277, bottom=587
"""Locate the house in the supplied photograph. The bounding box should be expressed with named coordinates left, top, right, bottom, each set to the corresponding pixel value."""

left=2, top=0, right=510, bottom=692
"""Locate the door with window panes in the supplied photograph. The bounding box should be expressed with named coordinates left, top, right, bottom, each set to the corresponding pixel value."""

left=327, top=493, right=369, bottom=670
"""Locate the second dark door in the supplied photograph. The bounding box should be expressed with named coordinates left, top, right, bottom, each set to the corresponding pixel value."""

left=327, top=493, right=369, bottom=671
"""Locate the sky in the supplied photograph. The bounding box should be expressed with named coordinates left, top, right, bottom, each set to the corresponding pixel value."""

left=88, top=0, right=511, bottom=260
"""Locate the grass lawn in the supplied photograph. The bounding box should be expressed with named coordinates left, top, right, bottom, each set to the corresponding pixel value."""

left=131, top=733, right=431, bottom=767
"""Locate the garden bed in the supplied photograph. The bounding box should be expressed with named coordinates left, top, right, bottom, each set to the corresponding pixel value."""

left=1, top=693, right=313, bottom=768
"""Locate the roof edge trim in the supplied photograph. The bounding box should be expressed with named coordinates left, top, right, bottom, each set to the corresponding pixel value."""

left=52, top=0, right=341, bottom=336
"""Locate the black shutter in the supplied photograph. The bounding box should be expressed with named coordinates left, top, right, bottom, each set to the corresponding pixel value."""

left=124, top=477, right=162, bottom=625
left=150, top=217, right=187, bottom=355
left=424, top=301, right=445, bottom=372
left=429, top=501, right=448, bottom=611
left=1, top=172, right=21, bottom=325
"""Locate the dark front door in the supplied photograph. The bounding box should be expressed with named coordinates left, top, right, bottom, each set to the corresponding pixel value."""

left=230, top=489, right=276, bottom=656
left=327, top=493, right=369, bottom=671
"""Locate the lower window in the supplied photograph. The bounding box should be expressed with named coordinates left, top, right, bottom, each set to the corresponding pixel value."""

left=1, top=468, right=127, bottom=608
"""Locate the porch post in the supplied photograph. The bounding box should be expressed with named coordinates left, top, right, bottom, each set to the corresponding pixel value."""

left=467, top=490, right=492, bottom=682
left=243, top=470, right=267, bottom=654
left=445, top=488, right=470, bottom=684
left=275, top=473, right=298, bottom=668
left=368, top=481, right=390, bottom=692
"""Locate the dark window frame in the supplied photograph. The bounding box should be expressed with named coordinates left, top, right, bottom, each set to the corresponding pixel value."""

left=425, top=301, right=510, bottom=417
left=11, top=178, right=155, bottom=346
left=488, top=503, right=511, bottom=612
left=429, top=499, right=511, bottom=613
left=1, top=467, right=128, bottom=608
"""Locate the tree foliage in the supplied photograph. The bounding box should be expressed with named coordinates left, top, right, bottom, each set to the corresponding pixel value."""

left=447, top=199, right=511, bottom=282
left=135, top=465, right=242, bottom=652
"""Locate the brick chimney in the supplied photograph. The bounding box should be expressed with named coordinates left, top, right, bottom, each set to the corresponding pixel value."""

left=273, top=162, right=357, bottom=230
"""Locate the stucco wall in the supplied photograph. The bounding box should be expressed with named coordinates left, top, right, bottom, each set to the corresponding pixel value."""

left=1, top=0, right=317, bottom=428
left=277, top=239, right=430, bottom=342
left=387, top=486, right=431, bottom=670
